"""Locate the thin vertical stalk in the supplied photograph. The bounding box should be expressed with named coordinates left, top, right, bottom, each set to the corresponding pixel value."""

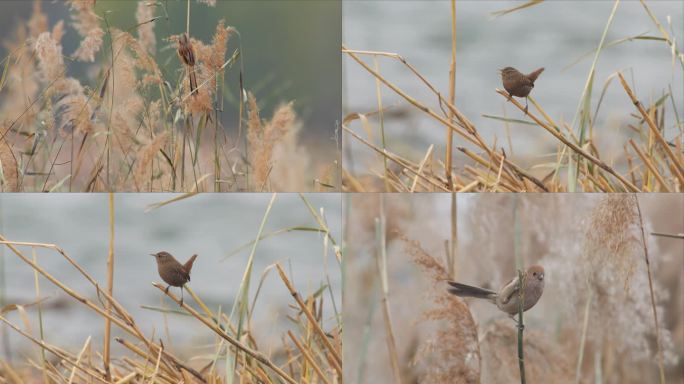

left=375, top=196, right=402, bottom=384
left=574, top=288, right=593, bottom=383
left=31, top=249, right=49, bottom=384
left=513, top=195, right=523, bottom=269
left=634, top=195, right=665, bottom=383
left=567, top=0, right=620, bottom=191
left=103, top=193, right=115, bottom=380
left=448, top=192, right=457, bottom=278
left=182, top=0, right=191, bottom=191
left=186, top=0, right=191, bottom=35
left=228, top=193, right=277, bottom=384
left=373, top=58, right=390, bottom=191
left=594, top=350, right=603, bottom=383
left=103, top=16, right=115, bottom=191
left=214, top=70, right=220, bottom=192
left=446, top=0, right=456, bottom=189
left=517, top=269, right=526, bottom=384
left=275, top=264, right=342, bottom=372
left=0, top=199, right=9, bottom=362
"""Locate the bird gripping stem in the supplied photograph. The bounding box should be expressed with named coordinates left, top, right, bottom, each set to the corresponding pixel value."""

left=517, top=269, right=527, bottom=384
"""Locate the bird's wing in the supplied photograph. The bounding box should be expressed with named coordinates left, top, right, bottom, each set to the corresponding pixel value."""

left=522, top=75, right=535, bottom=87
left=498, top=275, right=520, bottom=305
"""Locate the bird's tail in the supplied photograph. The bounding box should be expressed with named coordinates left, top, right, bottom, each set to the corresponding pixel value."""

left=447, top=281, right=497, bottom=303
left=183, top=254, right=198, bottom=274
left=527, top=67, right=545, bottom=83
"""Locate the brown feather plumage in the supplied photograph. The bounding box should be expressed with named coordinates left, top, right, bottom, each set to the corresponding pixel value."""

left=177, top=33, right=198, bottom=96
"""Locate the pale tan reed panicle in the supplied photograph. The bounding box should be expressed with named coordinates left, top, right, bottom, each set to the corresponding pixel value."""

left=68, top=0, right=104, bottom=62
left=400, top=234, right=480, bottom=384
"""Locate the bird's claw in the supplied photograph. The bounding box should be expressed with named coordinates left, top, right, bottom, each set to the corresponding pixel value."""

left=511, top=316, right=525, bottom=331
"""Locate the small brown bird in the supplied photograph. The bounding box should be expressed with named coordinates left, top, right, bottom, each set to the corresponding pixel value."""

left=447, top=265, right=545, bottom=316
left=151, top=251, right=198, bottom=305
left=500, top=67, right=544, bottom=113
left=177, top=33, right=198, bottom=96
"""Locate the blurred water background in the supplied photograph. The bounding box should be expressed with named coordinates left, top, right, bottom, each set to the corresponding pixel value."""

left=343, top=1, right=683, bottom=171
left=0, top=193, right=341, bottom=357
left=0, top=0, right=341, bottom=163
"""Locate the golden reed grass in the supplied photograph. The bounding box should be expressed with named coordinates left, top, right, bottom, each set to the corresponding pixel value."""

left=0, top=0, right=335, bottom=192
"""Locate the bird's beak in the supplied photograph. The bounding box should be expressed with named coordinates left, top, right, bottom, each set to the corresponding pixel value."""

left=149, top=253, right=156, bottom=257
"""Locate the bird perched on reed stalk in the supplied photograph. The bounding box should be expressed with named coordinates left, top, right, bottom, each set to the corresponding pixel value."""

left=500, top=67, right=544, bottom=113
left=151, top=251, right=198, bottom=305
left=447, top=265, right=545, bottom=316
left=177, top=33, right=198, bottom=97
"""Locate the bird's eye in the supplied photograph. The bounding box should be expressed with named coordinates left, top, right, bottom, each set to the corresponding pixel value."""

left=533, top=272, right=537, bottom=276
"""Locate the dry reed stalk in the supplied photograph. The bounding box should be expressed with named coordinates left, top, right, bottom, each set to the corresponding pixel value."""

left=287, top=331, right=332, bottom=384
left=69, top=336, right=93, bottom=383
left=628, top=139, right=670, bottom=192
left=2, top=227, right=338, bottom=383
left=633, top=195, right=666, bottom=383
left=0, top=236, right=206, bottom=382
left=342, top=47, right=479, bottom=150
left=103, top=193, right=115, bottom=380
left=410, top=144, right=435, bottom=192
left=446, top=0, right=456, bottom=189
left=0, top=316, right=110, bottom=383
left=375, top=201, right=403, bottom=384
left=516, top=269, right=526, bottom=384
left=372, top=58, right=390, bottom=191
left=495, top=89, right=639, bottom=192
left=152, top=283, right=297, bottom=384
left=342, top=125, right=451, bottom=192
left=343, top=46, right=549, bottom=192
left=618, top=73, right=684, bottom=184
left=275, top=264, right=342, bottom=375
left=457, top=147, right=524, bottom=190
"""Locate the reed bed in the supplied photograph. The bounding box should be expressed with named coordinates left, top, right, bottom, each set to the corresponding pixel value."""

left=342, top=0, right=683, bottom=192
left=0, top=193, right=342, bottom=383
left=343, top=193, right=683, bottom=383
left=0, top=0, right=338, bottom=192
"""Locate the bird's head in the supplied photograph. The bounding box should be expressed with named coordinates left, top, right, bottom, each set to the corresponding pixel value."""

left=500, top=67, right=517, bottom=75
left=151, top=251, right=172, bottom=263
left=528, top=265, right=545, bottom=282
